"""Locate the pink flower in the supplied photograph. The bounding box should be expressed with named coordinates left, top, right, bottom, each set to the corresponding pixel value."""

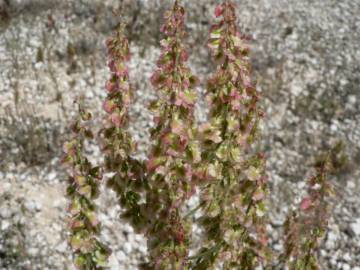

left=300, top=197, right=312, bottom=211
left=103, top=99, right=116, bottom=114
left=215, top=5, right=224, bottom=17
left=110, top=112, right=123, bottom=127
left=105, top=81, right=115, bottom=92
left=180, top=50, right=189, bottom=62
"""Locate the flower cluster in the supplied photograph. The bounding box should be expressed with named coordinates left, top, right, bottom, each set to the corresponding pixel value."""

left=63, top=102, right=110, bottom=269
left=282, top=158, right=334, bottom=270
left=145, top=1, right=200, bottom=268
left=101, top=24, right=146, bottom=231
left=191, top=2, right=268, bottom=269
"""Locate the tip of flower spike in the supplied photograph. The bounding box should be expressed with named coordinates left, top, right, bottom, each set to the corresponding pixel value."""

left=215, top=5, right=224, bottom=17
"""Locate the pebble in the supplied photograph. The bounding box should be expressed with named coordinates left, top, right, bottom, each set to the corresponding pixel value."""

left=350, top=219, right=360, bottom=236
left=28, top=247, right=39, bottom=256
left=325, top=231, right=338, bottom=250
left=24, top=200, right=36, bottom=212
left=116, top=250, right=126, bottom=262
left=0, top=208, right=12, bottom=219
left=55, top=241, right=67, bottom=253
left=123, top=242, right=133, bottom=254
left=1, top=220, right=10, bottom=231
left=48, top=172, right=57, bottom=182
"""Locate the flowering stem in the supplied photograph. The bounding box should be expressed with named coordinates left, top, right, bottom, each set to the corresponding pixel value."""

left=63, top=100, right=110, bottom=270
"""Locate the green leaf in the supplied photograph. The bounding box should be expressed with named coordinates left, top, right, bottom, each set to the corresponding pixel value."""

left=189, top=142, right=201, bottom=163
left=75, top=175, right=86, bottom=186
left=70, top=234, right=83, bottom=250
left=244, top=166, right=260, bottom=181
left=230, top=147, right=243, bottom=163
left=78, top=185, right=92, bottom=198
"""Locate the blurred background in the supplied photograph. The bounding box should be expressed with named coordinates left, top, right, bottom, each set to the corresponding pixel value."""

left=0, top=0, right=359, bottom=269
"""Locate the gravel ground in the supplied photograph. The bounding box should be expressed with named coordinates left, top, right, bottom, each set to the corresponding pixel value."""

left=0, top=0, right=359, bottom=269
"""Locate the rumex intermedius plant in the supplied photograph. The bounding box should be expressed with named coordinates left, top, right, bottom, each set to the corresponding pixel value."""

left=190, top=2, right=268, bottom=269
left=281, top=157, right=334, bottom=270
left=101, top=23, right=146, bottom=232
left=146, top=1, right=200, bottom=268
left=62, top=101, right=110, bottom=269
left=63, top=1, right=335, bottom=270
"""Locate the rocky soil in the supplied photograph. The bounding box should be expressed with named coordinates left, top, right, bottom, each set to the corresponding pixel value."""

left=0, top=0, right=359, bottom=269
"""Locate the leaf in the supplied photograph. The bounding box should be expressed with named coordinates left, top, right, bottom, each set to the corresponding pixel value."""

left=93, top=249, right=109, bottom=266
left=68, top=199, right=81, bottom=215
left=70, top=234, right=83, bottom=250
left=208, top=38, right=221, bottom=50
left=78, top=185, right=92, bottom=198
left=189, top=75, right=199, bottom=87
left=245, top=166, right=260, bottom=181
left=231, top=35, right=244, bottom=48
left=189, top=142, right=201, bottom=163
left=63, top=140, right=76, bottom=155
left=84, top=128, right=94, bottom=139
left=230, top=147, right=243, bottom=163
left=75, top=175, right=86, bottom=186
left=85, top=210, right=99, bottom=227
left=70, top=219, right=85, bottom=229
left=210, top=28, right=222, bottom=39
left=115, top=61, right=128, bottom=77
left=227, top=116, right=240, bottom=132
left=89, top=166, right=103, bottom=180
left=207, top=162, right=221, bottom=179
left=74, top=255, right=86, bottom=267
left=146, top=156, right=167, bottom=172
left=200, top=123, right=222, bottom=144
left=215, top=144, right=228, bottom=160
left=252, top=189, right=265, bottom=201
left=171, top=118, right=185, bottom=135
left=255, top=203, right=266, bottom=217
left=208, top=202, right=220, bottom=217
left=175, top=90, right=197, bottom=107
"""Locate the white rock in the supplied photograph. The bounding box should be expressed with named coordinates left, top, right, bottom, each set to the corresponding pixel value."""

left=24, top=200, right=36, bottom=212
left=1, top=220, right=10, bottom=231
left=138, top=244, right=147, bottom=255
left=0, top=208, right=12, bottom=219
left=48, top=172, right=57, bottom=181
left=108, top=254, right=120, bottom=269
left=350, top=219, right=360, bottom=236
left=28, top=247, right=39, bottom=256
left=35, top=200, right=42, bottom=211
left=343, top=253, right=351, bottom=262
left=123, top=242, right=132, bottom=254
left=123, top=224, right=134, bottom=234
left=56, top=241, right=67, bottom=253
left=116, top=250, right=126, bottom=262
left=330, top=123, right=338, bottom=132
left=342, top=263, right=350, bottom=270
left=348, top=95, right=356, bottom=105
left=325, top=231, right=338, bottom=250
